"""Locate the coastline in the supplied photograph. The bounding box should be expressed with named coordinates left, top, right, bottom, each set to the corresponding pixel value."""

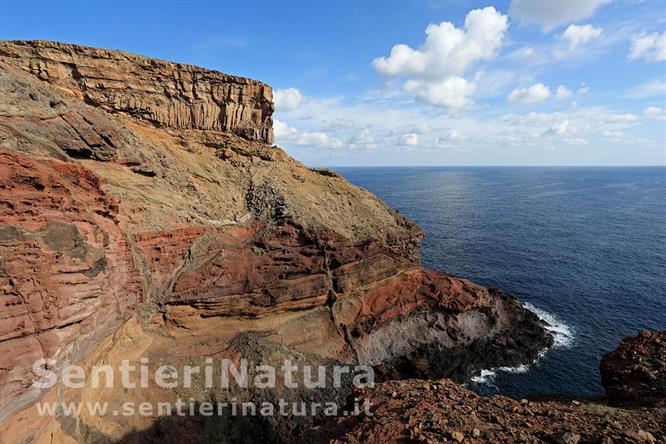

left=0, top=40, right=663, bottom=444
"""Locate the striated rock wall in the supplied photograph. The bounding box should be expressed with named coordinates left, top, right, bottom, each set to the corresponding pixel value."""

left=0, top=151, right=144, bottom=423
left=0, top=40, right=274, bottom=143
left=131, top=216, right=550, bottom=379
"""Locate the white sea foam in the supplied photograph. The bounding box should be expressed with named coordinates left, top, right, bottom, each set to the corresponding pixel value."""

left=470, top=364, right=530, bottom=384
left=522, top=302, right=575, bottom=348
left=470, top=369, right=497, bottom=384
left=497, top=363, right=530, bottom=374
left=470, top=304, right=574, bottom=386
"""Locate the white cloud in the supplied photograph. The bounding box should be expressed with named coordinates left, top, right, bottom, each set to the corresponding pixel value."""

left=502, top=106, right=654, bottom=149
left=629, top=31, right=666, bottom=62
left=473, top=70, right=536, bottom=98
left=511, top=47, right=540, bottom=62
left=373, top=44, right=427, bottom=77
left=347, top=128, right=379, bottom=151
left=525, top=114, right=587, bottom=145
left=540, top=119, right=586, bottom=145
left=274, top=119, right=343, bottom=149
left=372, top=7, right=507, bottom=109
left=509, top=0, right=611, bottom=31
left=644, top=106, right=666, bottom=120
left=561, top=24, right=603, bottom=51
left=273, top=119, right=297, bottom=138
left=577, top=84, right=590, bottom=95
left=373, top=7, right=508, bottom=78
left=507, top=83, right=551, bottom=104
left=563, top=137, right=589, bottom=145
left=271, top=89, right=661, bottom=165
left=555, top=85, right=572, bottom=98
left=398, top=133, right=419, bottom=146
left=545, top=119, right=572, bottom=136
left=274, top=88, right=305, bottom=111
left=602, top=130, right=653, bottom=145
left=624, top=79, right=666, bottom=98
left=404, top=77, right=476, bottom=109
left=438, top=129, right=467, bottom=143
left=510, top=47, right=541, bottom=62
left=605, top=113, right=639, bottom=123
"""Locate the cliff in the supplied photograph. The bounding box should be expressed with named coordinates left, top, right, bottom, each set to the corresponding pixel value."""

left=0, top=40, right=274, bottom=144
left=0, top=41, right=552, bottom=443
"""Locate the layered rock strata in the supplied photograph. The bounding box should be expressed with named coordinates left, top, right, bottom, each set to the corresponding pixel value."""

left=0, top=41, right=553, bottom=443
left=0, top=40, right=274, bottom=144
left=0, top=151, right=143, bottom=424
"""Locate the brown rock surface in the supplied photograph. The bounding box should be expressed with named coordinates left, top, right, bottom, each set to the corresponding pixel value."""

left=320, top=378, right=665, bottom=444
left=601, top=330, right=666, bottom=406
left=0, top=41, right=555, bottom=443
left=0, top=40, right=274, bottom=143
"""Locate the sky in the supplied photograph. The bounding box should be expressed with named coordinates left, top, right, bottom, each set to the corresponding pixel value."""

left=1, top=0, right=665, bottom=166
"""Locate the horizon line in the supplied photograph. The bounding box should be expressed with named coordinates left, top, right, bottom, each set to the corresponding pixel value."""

left=314, top=164, right=666, bottom=168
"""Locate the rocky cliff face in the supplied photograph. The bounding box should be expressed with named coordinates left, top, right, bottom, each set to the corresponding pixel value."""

left=0, top=40, right=274, bottom=144
left=0, top=41, right=552, bottom=443
left=0, top=152, right=143, bottom=424
left=601, top=330, right=666, bottom=406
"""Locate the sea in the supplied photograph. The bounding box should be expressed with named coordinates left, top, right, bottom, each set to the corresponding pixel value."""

left=335, top=166, right=666, bottom=399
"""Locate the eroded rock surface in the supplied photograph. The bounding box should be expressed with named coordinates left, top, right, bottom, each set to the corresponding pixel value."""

left=0, top=151, right=143, bottom=423
left=320, top=379, right=665, bottom=443
left=0, top=40, right=274, bottom=143
left=601, top=330, right=666, bottom=406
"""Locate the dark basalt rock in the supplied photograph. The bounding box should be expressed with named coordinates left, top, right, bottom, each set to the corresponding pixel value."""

left=372, top=296, right=554, bottom=382
left=601, top=330, right=666, bottom=406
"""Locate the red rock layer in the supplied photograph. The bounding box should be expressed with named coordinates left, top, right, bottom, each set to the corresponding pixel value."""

left=129, top=217, right=547, bottom=377
left=130, top=216, right=489, bottom=325
left=134, top=219, right=413, bottom=320
left=0, top=151, right=143, bottom=422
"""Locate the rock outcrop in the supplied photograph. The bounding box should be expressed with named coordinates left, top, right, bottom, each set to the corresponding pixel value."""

left=320, top=378, right=664, bottom=443
left=601, top=330, right=666, bottom=406
left=0, top=40, right=274, bottom=143
left=0, top=41, right=553, bottom=443
left=324, top=333, right=666, bottom=443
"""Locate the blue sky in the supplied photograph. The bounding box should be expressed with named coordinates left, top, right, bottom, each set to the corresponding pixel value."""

left=1, top=0, right=665, bottom=166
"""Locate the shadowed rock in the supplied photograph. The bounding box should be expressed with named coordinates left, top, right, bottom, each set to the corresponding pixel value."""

left=601, top=330, right=666, bottom=406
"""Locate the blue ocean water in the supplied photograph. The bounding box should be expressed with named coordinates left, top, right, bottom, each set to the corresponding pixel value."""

left=335, top=167, right=666, bottom=398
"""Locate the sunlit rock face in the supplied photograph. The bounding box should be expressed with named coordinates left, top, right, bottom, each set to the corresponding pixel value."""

left=0, top=151, right=144, bottom=424
left=0, top=40, right=275, bottom=143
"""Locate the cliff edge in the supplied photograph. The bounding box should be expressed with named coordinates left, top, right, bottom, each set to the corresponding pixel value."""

left=0, top=41, right=553, bottom=443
